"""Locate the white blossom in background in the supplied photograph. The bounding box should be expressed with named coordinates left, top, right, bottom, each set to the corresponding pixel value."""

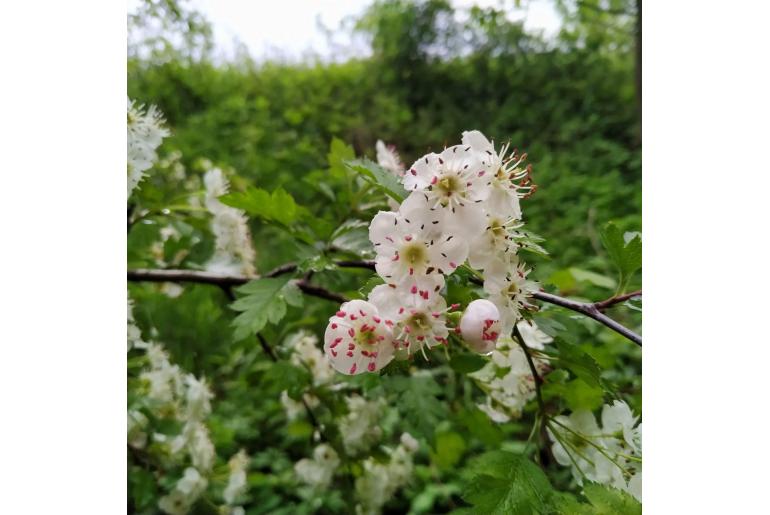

left=470, top=332, right=549, bottom=422
left=516, top=319, right=553, bottom=350
left=286, top=331, right=335, bottom=385
left=323, top=299, right=395, bottom=375
left=376, top=140, right=404, bottom=177
left=223, top=450, right=250, bottom=506
left=294, top=443, right=340, bottom=490
left=280, top=390, right=320, bottom=421
left=128, top=98, right=170, bottom=198
left=203, top=168, right=257, bottom=277
left=158, top=467, right=208, bottom=515
left=354, top=433, right=419, bottom=515
left=128, top=409, right=149, bottom=449
left=459, top=299, right=502, bottom=354
left=548, top=401, right=642, bottom=502
left=339, top=395, right=386, bottom=455
left=128, top=297, right=146, bottom=351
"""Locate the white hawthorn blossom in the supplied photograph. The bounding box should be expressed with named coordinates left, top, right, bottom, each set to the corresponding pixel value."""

left=295, top=444, right=340, bottom=490
left=323, top=299, right=395, bottom=375
left=470, top=335, right=549, bottom=422
left=203, top=167, right=257, bottom=277
left=354, top=433, right=419, bottom=515
left=367, top=275, right=451, bottom=359
left=339, top=394, right=386, bottom=455
left=369, top=198, right=467, bottom=282
left=285, top=331, right=335, bottom=385
left=376, top=140, right=404, bottom=177
left=280, top=390, right=320, bottom=421
left=484, top=256, right=539, bottom=333
left=462, top=130, right=534, bottom=221
left=223, top=450, right=249, bottom=506
left=459, top=299, right=502, bottom=354
left=548, top=401, right=642, bottom=502
left=158, top=467, right=208, bottom=515
left=516, top=319, right=553, bottom=350
left=128, top=98, right=170, bottom=198
left=402, top=145, right=492, bottom=238
left=467, top=212, right=521, bottom=271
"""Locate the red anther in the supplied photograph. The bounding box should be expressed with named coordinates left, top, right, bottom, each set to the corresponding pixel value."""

left=332, top=337, right=342, bottom=347
left=398, top=307, right=404, bottom=314
left=361, top=350, right=370, bottom=357
left=331, top=323, right=338, bottom=329
left=404, top=326, right=411, bottom=334
left=454, top=326, right=462, bottom=333
left=404, top=235, right=413, bottom=241
left=348, top=328, right=355, bottom=337
left=410, top=285, right=418, bottom=294
left=451, top=303, right=460, bottom=310
left=348, top=343, right=355, bottom=350
left=349, top=363, right=357, bottom=374
left=346, top=351, right=354, bottom=357
left=392, top=254, right=400, bottom=261
left=416, top=336, right=425, bottom=341
left=432, top=312, right=440, bottom=318
left=336, top=310, right=346, bottom=317
left=449, top=262, right=457, bottom=268
left=410, top=169, right=417, bottom=176
left=349, top=314, right=357, bottom=321
left=478, top=170, right=485, bottom=177
left=409, top=267, right=414, bottom=276
left=359, top=310, right=366, bottom=317
left=386, top=236, right=394, bottom=243
left=466, top=182, right=472, bottom=187
left=431, top=176, right=438, bottom=185
left=368, top=362, right=376, bottom=371
left=373, top=316, right=381, bottom=323
left=377, top=335, right=385, bottom=341
left=331, top=349, right=338, bottom=357
left=385, top=320, right=394, bottom=326
left=372, top=352, right=378, bottom=358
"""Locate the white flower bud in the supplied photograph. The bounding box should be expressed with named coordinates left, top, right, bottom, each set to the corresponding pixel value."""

left=459, top=299, right=502, bottom=354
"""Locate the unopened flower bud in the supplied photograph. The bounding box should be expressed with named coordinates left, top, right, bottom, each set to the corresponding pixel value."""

left=459, top=299, right=502, bottom=354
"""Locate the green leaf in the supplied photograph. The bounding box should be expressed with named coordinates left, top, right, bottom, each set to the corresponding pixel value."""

left=230, top=277, right=298, bottom=340
left=457, top=407, right=504, bottom=446
left=544, top=377, right=604, bottom=411
left=582, top=483, right=641, bottom=514
left=430, top=431, right=466, bottom=470
left=569, top=268, right=616, bottom=290
left=461, top=452, right=555, bottom=514
left=450, top=352, right=488, bottom=373
left=220, top=186, right=305, bottom=226
left=328, top=137, right=356, bottom=179
left=387, top=375, right=447, bottom=438
left=345, top=158, right=406, bottom=202
left=129, top=467, right=157, bottom=510
left=600, top=222, right=641, bottom=293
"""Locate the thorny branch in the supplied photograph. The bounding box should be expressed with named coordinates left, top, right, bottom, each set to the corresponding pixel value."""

left=127, top=259, right=641, bottom=345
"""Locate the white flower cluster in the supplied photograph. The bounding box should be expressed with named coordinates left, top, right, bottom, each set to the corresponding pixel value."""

left=223, top=450, right=250, bottom=511
left=128, top=98, right=170, bottom=198
left=548, top=400, right=642, bottom=502
left=128, top=297, right=224, bottom=514
left=203, top=167, right=257, bottom=277
left=325, top=131, right=537, bottom=375
left=355, top=433, right=419, bottom=515
left=294, top=444, right=341, bottom=490
left=470, top=321, right=551, bottom=422
left=279, top=331, right=335, bottom=421
left=339, top=394, right=386, bottom=455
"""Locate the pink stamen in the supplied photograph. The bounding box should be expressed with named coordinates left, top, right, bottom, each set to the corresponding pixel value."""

left=346, top=351, right=354, bottom=357
left=350, top=363, right=357, bottom=374
left=368, top=362, right=376, bottom=371
left=348, top=328, right=355, bottom=337
left=331, top=323, right=338, bottom=329
left=410, top=285, right=418, bottom=294
left=336, top=310, right=346, bottom=317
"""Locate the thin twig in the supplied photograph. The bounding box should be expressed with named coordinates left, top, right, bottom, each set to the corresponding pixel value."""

left=127, top=268, right=348, bottom=303
left=513, top=324, right=549, bottom=466
left=593, top=290, right=641, bottom=311
left=531, top=291, right=642, bottom=346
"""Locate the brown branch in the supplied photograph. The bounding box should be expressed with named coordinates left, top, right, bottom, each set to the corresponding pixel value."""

left=532, top=291, right=642, bottom=346
left=127, top=268, right=349, bottom=304
left=593, top=290, right=641, bottom=311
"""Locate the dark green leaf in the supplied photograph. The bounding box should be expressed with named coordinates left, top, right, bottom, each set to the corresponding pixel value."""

left=450, top=353, right=488, bottom=373
left=230, top=277, right=298, bottom=340
left=582, top=483, right=641, bottom=514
